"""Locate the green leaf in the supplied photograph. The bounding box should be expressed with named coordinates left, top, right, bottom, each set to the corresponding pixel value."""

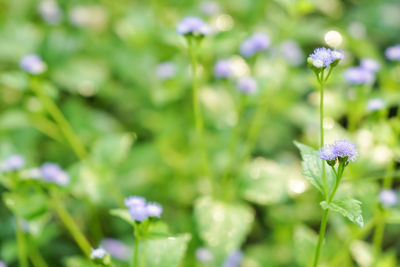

left=110, top=209, right=134, bottom=226
left=194, top=196, right=254, bottom=265
left=320, top=198, right=364, bottom=227
left=142, top=234, right=191, bottom=267
left=294, top=141, right=335, bottom=196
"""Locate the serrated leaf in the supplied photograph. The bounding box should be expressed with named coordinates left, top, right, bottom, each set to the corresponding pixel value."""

left=194, top=196, right=254, bottom=265
left=110, top=209, right=134, bottom=225
left=320, top=198, right=364, bottom=227
left=294, top=141, right=335, bottom=196
left=142, top=234, right=191, bottom=267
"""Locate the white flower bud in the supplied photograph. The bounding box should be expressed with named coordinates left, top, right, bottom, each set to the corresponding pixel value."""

left=324, top=31, right=342, bottom=47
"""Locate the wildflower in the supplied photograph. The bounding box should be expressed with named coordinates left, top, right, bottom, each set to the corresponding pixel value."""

left=100, top=238, right=131, bottom=260
left=385, top=44, right=400, bottom=61
left=40, top=162, right=69, bottom=186
left=1, top=154, right=25, bottom=172
left=155, top=62, right=176, bottom=80
left=146, top=202, right=163, bottom=218
left=177, top=16, right=211, bottom=36
left=240, top=33, right=270, bottom=58
left=38, top=0, right=62, bottom=25
left=124, top=196, right=146, bottom=208
left=0, top=261, right=6, bottom=267
left=214, top=59, right=233, bottom=78
left=128, top=204, right=148, bottom=222
left=222, top=250, right=243, bottom=267
left=319, top=145, right=336, bottom=162
left=366, top=98, right=385, bottom=112
left=319, top=139, right=358, bottom=164
left=195, top=247, right=213, bottom=263
left=379, top=189, right=398, bottom=207
left=309, top=47, right=336, bottom=68
left=280, top=40, right=304, bottom=66
left=19, top=54, right=46, bottom=75
left=237, top=77, right=257, bottom=94
left=91, top=247, right=107, bottom=259
left=345, top=67, right=374, bottom=85
left=360, top=58, right=380, bottom=72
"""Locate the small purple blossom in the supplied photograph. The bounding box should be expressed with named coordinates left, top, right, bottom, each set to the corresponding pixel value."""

left=385, top=45, right=400, bottom=61
left=155, top=62, right=176, bottom=80
left=237, top=77, right=257, bottom=94
left=124, top=196, right=146, bottom=209
left=214, top=59, right=233, bottom=78
left=129, top=204, right=148, bottom=222
left=280, top=40, right=304, bottom=66
left=379, top=190, right=398, bottom=207
left=146, top=202, right=163, bottom=218
left=360, top=58, right=380, bottom=72
left=40, top=162, right=69, bottom=186
left=222, top=250, right=243, bottom=267
left=308, top=47, right=343, bottom=68
left=195, top=247, right=213, bottom=263
left=319, top=145, right=336, bottom=161
left=0, top=261, right=6, bottom=267
left=1, top=154, right=25, bottom=172
left=320, top=140, right=358, bottom=163
left=240, top=33, right=270, bottom=58
left=19, top=54, right=46, bottom=75
left=345, top=67, right=374, bottom=85
left=177, top=16, right=211, bottom=36
left=366, top=98, right=385, bottom=112
left=100, top=238, right=131, bottom=260
left=91, top=247, right=107, bottom=259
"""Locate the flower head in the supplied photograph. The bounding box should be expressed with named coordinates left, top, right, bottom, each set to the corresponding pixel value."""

left=345, top=67, right=374, bottom=85
left=214, top=59, right=233, bottom=78
left=237, top=77, right=257, bottom=94
left=177, top=16, right=211, bottom=36
left=1, top=154, right=25, bottom=172
left=360, top=58, right=380, bottom=72
left=385, top=44, right=400, bottom=61
left=309, top=47, right=336, bottom=68
left=379, top=189, right=398, bottom=207
left=155, top=62, right=176, bottom=80
left=240, top=33, right=270, bottom=58
left=0, top=261, right=6, bottom=267
left=19, top=54, right=47, bottom=75
left=319, top=145, right=336, bottom=161
left=100, top=238, right=131, bottom=260
left=222, top=250, right=243, bottom=267
left=195, top=247, right=213, bottom=263
left=280, top=40, right=304, bottom=66
left=129, top=204, right=148, bottom=222
left=146, top=202, right=163, bottom=218
left=91, top=247, right=107, bottom=259
left=40, top=162, right=69, bottom=186
left=320, top=139, right=358, bottom=164
left=124, top=196, right=146, bottom=208
left=366, top=98, right=385, bottom=112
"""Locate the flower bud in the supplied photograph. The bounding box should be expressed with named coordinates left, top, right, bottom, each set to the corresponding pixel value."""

left=324, top=31, right=342, bottom=48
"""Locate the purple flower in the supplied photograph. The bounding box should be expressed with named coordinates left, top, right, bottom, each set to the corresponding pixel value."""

left=320, top=139, right=358, bottom=163
left=155, top=62, right=176, bottom=80
left=309, top=47, right=335, bottom=68
left=0, top=261, right=6, bottom=267
left=345, top=67, right=374, bottom=85
left=214, top=59, right=233, bottom=78
left=195, top=247, right=213, bottom=263
left=319, top=145, right=336, bottom=161
left=360, top=58, right=380, bottom=72
left=40, top=162, right=69, bottom=186
left=379, top=190, right=398, bottom=207
left=19, top=54, right=46, bottom=75
left=146, top=202, right=163, bottom=218
left=100, top=238, right=131, bottom=260
left=91, top=247, right=107, bottom=259
left=1, top=154, right=25, bottom=172
left=385, top=45, right=400, bottom=61
left=222, top=250, right=243, bottom=267
left=280, top=40, right=304, bottom=66
left=124, top=196, right=146, bottom=209
left=177, top=16, right=211, bottom=36
left=237, top=77, right=257, bottom=94
left=240, top=33, right=270, bottom=58
left=366, top=98, right=385, bottom=112
left=129, top=204, right=148, bottom=222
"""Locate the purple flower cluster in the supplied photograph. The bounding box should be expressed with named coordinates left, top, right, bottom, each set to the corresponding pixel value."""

left=237, top=77, right=257, bottom=94
left=319, top=139, right=358, bottom=163
left=345, top=57, right=380, bottom=85
left=366, top=98, right=385, bottom=112
left=19, top=54, right=46, bottom=75
left=360, top=58, right=380, bottom=72
left=90, top=247, right=107, bottom=259
left=385, top=44, right=400, bottom=61
left=100, top=238, right=131, bottom=260
left=177, top=16, right=211, bottom=36
left=1, top=154, right=25, bottom=172
left=0, top=260, right=6, bottom=267
left=240, top=33, right=270, bottom=58
left=214, top=59, right=233, bottom=79
left=280, top=40, right=304, bottom=66
left=222, top=250, right=243, bottom=267
left=379, top=189, right=398, bottom=207
left=125, top=196, right=163, bottom=222
left=308, top=47, right=343, bottom=68
left=40, top=162, right=70, bottom=186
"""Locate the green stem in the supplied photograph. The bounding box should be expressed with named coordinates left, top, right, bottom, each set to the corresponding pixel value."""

left=30, top=78, right=88, bottom=160
left=16, top=218, right=29, bottom=267
left=133, top=236, right=140, bottom=267
left=51, top=191, right=92, bottom=257
left=313, top=209, right=329, bottom=267
left=187, top=38, right=210, bottom=180
left=328, top=163, right=344, bottom=202
left=372, top=209, right=386, bottom=257
left=319, top=73, right=328, bottom=200
left=29, top=244, right=49, bottom=267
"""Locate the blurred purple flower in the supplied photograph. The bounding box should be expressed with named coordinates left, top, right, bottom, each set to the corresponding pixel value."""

left=38, top=0, right=62, bottom=25
left=214, top=59, right=233, bottom=78
left=200, top=1, right=220, bottom=16
left=100, top=238, right=131, bottom=261
left=319, top=145, right=336, bottom=161
left=40, top=162, right=69, bottom=186
left=360, top=58, right=380, bottom=72
left=332, top=139, right=358, bottom=162
left=309, top=47, right=335, bottom=68
left=155, top=62, right=176, bottom=80
left=345, top=67, right=374, bottom=85
left=124, top=196, right=146, bottom=208
left=379, top=189, right=397, bottom=207
left=240, top=33, right=270, bottom=58
left=237, top=77, right=257, bottom=94
left=385, top=44, right=400, bottom=61
left=222, top=250, right=243, bottom=267
left=129, top=204, right=148, bottom=222
left=366, top=98, right=385, bottom=112
left=146, top=202, right=163, bottom=218
left=195, top=247, right=213, bottom=263
left=91, top=247, right=107, bottom=259
left=0, top=261, right=6, bottom=267
left=19, top=54, right=46, bottom=75
left=177, top=16, right=211, bottom=36
left=1, top=154, right=25, bottom=172
left=280, top=40, right=304, bottom=66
